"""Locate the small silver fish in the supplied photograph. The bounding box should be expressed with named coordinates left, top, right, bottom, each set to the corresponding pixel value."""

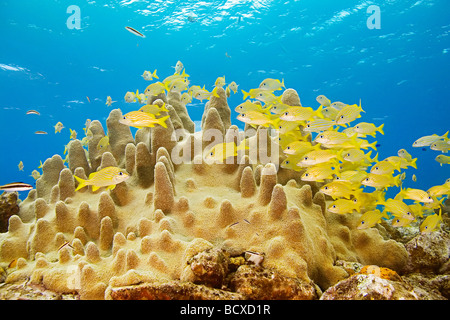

left=26, top=110, right=40, bottom=115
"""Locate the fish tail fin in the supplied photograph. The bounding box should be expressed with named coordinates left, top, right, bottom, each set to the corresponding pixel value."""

left=377, top=123, right=385, bottom=135
left=157, top=115, right=170, bottom=128
left=315, top=105, right=324, bottom=119
left=241, top=89, right=249, bottom=100
left=369, top=141, right=378, bottom=151
left=160, top=102, right=168, bottom=112
left=371, top=152, right=379, bottom=163
left=74, top=176, right=87, bottom=191
left=410, top=157, right=418, bottom=169
left=381, top=210, right=389, bottom=219
left=153, top=69, right=159, bottom=79
left=393, top=174, right=401, bottom=187
left=365, top=150, right=373, bottom=162
left=212, top=87, right=220, bottom=98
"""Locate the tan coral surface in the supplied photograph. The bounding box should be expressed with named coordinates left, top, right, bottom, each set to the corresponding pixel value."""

left=0, top=88, right=408, bottom=299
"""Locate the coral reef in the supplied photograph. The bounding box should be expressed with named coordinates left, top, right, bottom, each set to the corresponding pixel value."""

left=0, top=85, right=447, bottom=300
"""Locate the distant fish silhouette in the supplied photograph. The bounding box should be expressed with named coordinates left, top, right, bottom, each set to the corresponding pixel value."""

left=125, top=26, right=145, bottom=38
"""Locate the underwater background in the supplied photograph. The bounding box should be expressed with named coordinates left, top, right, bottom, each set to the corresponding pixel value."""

left=0, top=0, right=449, bottom=196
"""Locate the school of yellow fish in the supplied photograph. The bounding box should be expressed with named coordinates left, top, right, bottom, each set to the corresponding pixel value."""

left=12, top=62, right=449, bottom=235
left=233, top=79, right=448, bottom=234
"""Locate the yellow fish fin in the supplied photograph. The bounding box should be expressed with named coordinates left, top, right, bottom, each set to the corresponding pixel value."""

left=157, top=115, right=170, bottom=128
left=212, top=87, right=220, bottom=98
left=107, top=184, right=116, bottom=190
left=92, top=185, right=101, bottom=192
left=152, top=69, right=159, bottom=79
left=241, top=89, right=249, bottom=100
left=74, top=176, right=87, bottom=191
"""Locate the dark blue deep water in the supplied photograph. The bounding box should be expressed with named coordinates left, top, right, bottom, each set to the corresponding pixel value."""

left=0, top=0, right=449, bottom=197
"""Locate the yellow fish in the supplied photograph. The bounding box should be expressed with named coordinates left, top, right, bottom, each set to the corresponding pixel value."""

left=235, top=100, right=271, bottom=114
left=377, top=198, right=415, bottom=221
left=427, top=182, right=450, bottom=197
left=314, top=130, right=359, bottom=147
left=420, top=209, right=443, bottom=234
left=124, top=91, right=138, bottom=103
left=144, top=82, right=168, bottom=97
left=430, top=140, right=450, bottom=153
left=283, top=140, right=318, bottom=156
left=74, top=166, right=129, bottom=192
left=328, top=198, right=360, bottom=214
left=352, top=122, right=384, bottom=137
left=335, top=101, right=364, bottom=127
left=383, top=156, right=417, bottom=169
left=227, top=81, right=239, bottom=94
left=97, top=135, right=110, bottom=151
left=174, top=60, right=184, bottom=74
left=181, top=92, right=192, bottom=105
left=304, top=119, right=335, bottom=133
left=301, top=162, right=339, bottom=182
left=357, top=209, right=388, bottom=229
left=316, top=95, right=331, bottom=107
left=69, top=128, right=77, bottom=140
left=413, top=131, right=448, bottom=147
left=241, top=88, right=267, bottom=100
left=335, top=170, right=368, bottom=186
left=435, top=154, right=450, bottom=166
left=119, top=111, right=170, bottom=129
left=105, top=96, right=117, bottom=106
left=280, top=155, right=304, bottom=171
left=142, top=69, right=158, bottom=81
left=361, top=173, right=401, bottom=190
left=18, top=161, right=24, bottom=171
left=275, top=120, right=302, bottom=135
left=370, top=161, right=402, bottom=175
left=215, top=76, right=226, bottom=88
left=342, top=149, right=376, bottom=165
left=330, top=101, right=347, bottom=110
left=395, top=187, right=433, bottom=203
left=54, top=121, right=64, bottom=133
left=205, top=141, right=248, bottom=163
left=297, top=149, right=342, bottom=167
left=280, top=106, right=323, bottom=122
left=319, top=180, right=359, bottom=199
left=164, top=69, right=189, bottom=85
left=397, top=148, right=413, bottom=161
left=169, top=79, right=189, bottom=93
left=30, top=169, right=41, bottom=180
left=391, top=216, right=415, bottom=228
left=236, top=111, right=279, bottom=128
left=254, top=91, right=282, bottom=105
left=193, top=87, right=219, bottom=101
left=139, top=103, right=169, bottom=116
left=321, top=106, right=340, bottom=120
left=259, top=78, right=285, bottom=91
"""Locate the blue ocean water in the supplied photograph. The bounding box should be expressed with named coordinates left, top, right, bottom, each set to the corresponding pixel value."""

left=0, top=0, right=449, bottom=197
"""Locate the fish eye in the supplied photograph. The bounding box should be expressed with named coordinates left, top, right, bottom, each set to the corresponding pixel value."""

left=123, top=116, right=126, bottom=119
left=346, top=153, right=350, bottom=157
left=319, top=135, right=324, bottom=139
left=305, top=173, right=309, bottom=177
left=332, top=205, right=336, bottom=208
left=396, top=219, right=400, bottom=223
left=304, top=157, right=308, bottom=160
left=210, top=152, right=214, bottom=156
left=285, top=161, right=290, bottom=164
left=306, top=124, right=310, bottom=128
left=287, top=146, right=291, bottom=150
left=340, top=115, right=345, bottom=119
left=407, top=212, right=412, bottom=216
left=119, top=172, right=123, bottom=176
left=374, top=167, right=379, bottom=170
left=324, top=186, right=328, bottom=190
left=365, top=178, right=370, bottom=181
left=284, top=112, right=289, bottom=116
left=242, top=113, right=246, bottom=117
left=355, top=126, right=359, bottom=129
